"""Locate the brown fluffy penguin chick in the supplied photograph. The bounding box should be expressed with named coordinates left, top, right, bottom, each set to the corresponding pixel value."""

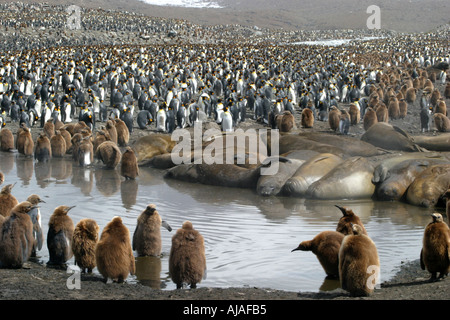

left=59, top=128, right=72, bottom=154
left=420, top=213, right=450, bottom=281
left=26, top=194, right=45, bottom=257
left=375, top=103, right=389, bottom=122
left=95, top=140, right=122, bottom=169
left=77, top=136, right=94, bottom=167
left=115, top=118, right=130, bottom=147
left=95, top=216, right=135, bottom=283
left=339, top=224, right=380, bottom=297
left=0, top=183, right=19, bottom=218
left=169, top=220, right=207, bottom=289
left=0, top=128, right=14, bottom=151
left=16, top=124, right=34, bottom=156
left=105, top=119, right=118, bottom=144
left=71, top=133, right=83, bottom=162
left=47, top=205, right=75, bottom=268
left=435, top=99, right=447, bottom=116
left=388, top=97, right=400, bottom=120
left=120, top=147, right=139, bottom=180
left=328, top=106, right=341, bottom=132
left=50, top=130, right=67, bottom=157
left=133, top=204, right=172, bottom=257
left=291, top=231, right=344, bottom=278
left=72, top=218, right=99, bottom=273
left=335, top=205, right=367, bottom=235
left=398, top=99, right=407, bottom=119
left=405, top=87, right=417, bottom=104
left=433, top=113, right=450, bottom=132
left=0, top=201, right=36, bottom=268
left=93, top=129, right=111, bottom=153
left=34, top=133, right=52, bottom=162
left=0, top=171, right=3, bottom=185
left=349, top=103, right=360, bottom=125
left=43, top=118, right=55, bottom=139
left=363, top=107, right=378, bottom=131
left=445, top=83, right=450, bottom=99
left=301, top=108, right=314, bottom=128
left=277, top=110, right=296, bottom=132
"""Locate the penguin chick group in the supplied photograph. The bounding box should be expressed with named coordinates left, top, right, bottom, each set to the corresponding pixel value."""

left=292, top=205, right=379, bottom=297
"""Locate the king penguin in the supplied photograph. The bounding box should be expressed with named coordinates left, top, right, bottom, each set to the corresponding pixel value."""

left=47, top=205, right=75, bottom=268
left=169, top=221, right=207, bottom=289
left=132, top=204, right=172, bottom=257
left=0, top=201, right=37, bottom=268
left=420, top=213, right=450, bottom=281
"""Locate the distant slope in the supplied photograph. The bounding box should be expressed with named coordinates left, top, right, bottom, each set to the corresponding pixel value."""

left=0, top=0, right=448, bottom=33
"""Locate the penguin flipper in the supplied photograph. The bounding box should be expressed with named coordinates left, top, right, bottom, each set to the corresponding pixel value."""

left=132, top=224, right=140, bottom=251
left=420, top=248, right=425, bottom=270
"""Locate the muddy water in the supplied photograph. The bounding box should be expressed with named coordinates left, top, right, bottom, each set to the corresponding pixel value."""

left=0, top=151, right=437, bottom=292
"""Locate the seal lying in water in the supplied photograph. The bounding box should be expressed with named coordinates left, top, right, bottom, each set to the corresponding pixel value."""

left=283, top=153, right=343, bottom=197
left=406, top=164, right=450, bottom=207
left=375, top=159, right=449, bottom=201
left=306, top=156, right=375, bottom=200
left=256, top=157, right=305, bottom=196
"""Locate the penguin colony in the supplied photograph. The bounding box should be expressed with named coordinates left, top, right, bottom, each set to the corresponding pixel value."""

left=0, top=3, right=449, bottom=295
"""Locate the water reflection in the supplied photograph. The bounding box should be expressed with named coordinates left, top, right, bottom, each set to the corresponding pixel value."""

left=16, top=155, right=34, bottom=185
left=71, top=166, right=94, bottom=196
left=95, top=168, right=121, bottom=197
left=0, top=151, right=438, bottom=292
left=135, top=256, right=167, bottom=289
left=121, top=179, right=138, bottom=209
left=35, top=161, right=52, bottom=188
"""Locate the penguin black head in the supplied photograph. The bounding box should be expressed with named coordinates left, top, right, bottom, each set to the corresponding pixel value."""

left=144, top=204, right=157, bottom=215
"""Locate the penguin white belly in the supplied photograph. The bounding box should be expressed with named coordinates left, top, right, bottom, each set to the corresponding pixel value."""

left=83, top=151, right=91, bottom=166
left=221, top=112, right=233, bottom=132
left=157, top=111, right=166, bottom=132
left=65, top=104, right=72, bottom=123
left=93, top=99, right=100, bottom=113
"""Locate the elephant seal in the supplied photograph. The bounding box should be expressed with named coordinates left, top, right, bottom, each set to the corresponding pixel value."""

left=361, top=122, right=426, bottom=152
left=132, top=134, right=177, bottom=164
left=406, top=164, right=450, bottom=207
left=278, top=134, right=346, bottom=157
left=372, top=152, right=449, bottom=184
left=164, top=162, right=261, bottom=189
left=306, top=157, right=375, bottom=200
left=375, top=159, right=450, bottom=201
left=412, top=133, right=450, bottom=151
left=298, top=132, right=385, bottom=157
left=256, top=157, right=304, bottom=196
left=283, top=153, right=343, bottom=197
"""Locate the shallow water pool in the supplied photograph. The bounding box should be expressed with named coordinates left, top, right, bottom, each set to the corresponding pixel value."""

left=0, top=151, right=436, bottom=292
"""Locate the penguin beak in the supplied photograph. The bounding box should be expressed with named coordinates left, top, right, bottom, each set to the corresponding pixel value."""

left=291, top=246, right=301, bottom=252
left=162, top=220, right=172, bottom=232
left=335, top=205, right=346, bottom=214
